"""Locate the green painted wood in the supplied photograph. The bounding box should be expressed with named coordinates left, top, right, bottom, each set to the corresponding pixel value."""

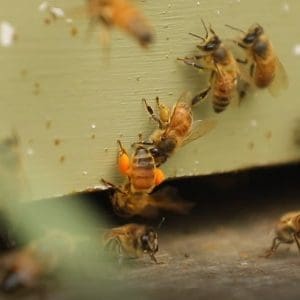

left=0, top=0, right=299, bottom=200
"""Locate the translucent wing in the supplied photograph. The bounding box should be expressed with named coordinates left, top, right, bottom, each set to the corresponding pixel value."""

left=268, top=58, right=289, bottom=97
left=176, top=90, right=193, bottom=105
left=181, top=119, right=217, bottom=147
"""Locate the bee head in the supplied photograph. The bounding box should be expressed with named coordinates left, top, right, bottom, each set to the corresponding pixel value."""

left=243, top=24, right=264, bottom=45
left=190, top=19, right=221, bottom=52
left=141, top=228, right=158, bottom=254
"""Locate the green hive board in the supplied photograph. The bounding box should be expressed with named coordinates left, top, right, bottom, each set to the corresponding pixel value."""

left=0, top=0, right=300, bottom=200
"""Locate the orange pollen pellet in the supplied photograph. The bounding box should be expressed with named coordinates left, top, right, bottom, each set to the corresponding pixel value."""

left=118, top=152, right=130, bottom=175
left=155, top=168, right=165, bottom=185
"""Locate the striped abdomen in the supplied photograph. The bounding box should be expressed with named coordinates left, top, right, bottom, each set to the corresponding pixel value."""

left=213, top=70, right=237, bottom=113
left=254, top=56, right=276, bottom=88
left=130, top=147, right=156, bottom=193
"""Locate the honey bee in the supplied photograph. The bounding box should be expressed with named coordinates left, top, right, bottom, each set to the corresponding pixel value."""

left=264, top=211, right=300, bottom=258
left=0, top=231, right=75, bottom=292
left=117, top=140, right=165, bottom=194
left=136, top=91, right=216, bottom=166
left=178, top=20, right=240, bottom=113
left=103, top=223, right=159, bottom=263
left=226, top=23, right=288, bottom=96
left=86, top=0, right=154, bottom=47
left=101, top=140, right=183, bottom=218
left=102, top=178, right=192, bottom=218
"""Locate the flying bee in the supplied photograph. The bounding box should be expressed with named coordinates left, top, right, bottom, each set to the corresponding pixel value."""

left=85, top=0, right=154, bottom=47
left=136, top=91, right=216, bottom=166
left=264, top=211, right=300, bottom=258
left=226, top=23, right=288, bottom=97
left=103, top=223, right=159, bottom=263
left=178, top=20, right=240, bottom=113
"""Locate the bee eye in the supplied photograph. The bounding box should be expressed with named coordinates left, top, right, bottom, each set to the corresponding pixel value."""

left=205, top=43, right=215, bottom=51
left=243, top=34, right=255, bottom=44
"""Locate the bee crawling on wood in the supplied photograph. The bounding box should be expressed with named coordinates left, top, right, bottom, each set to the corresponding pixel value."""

left=85, top=0, right=154, bottom=47
left=103, top=223, right=159, bottom=264
left=178, top=20, right=241, bottom=113
left=135, top=91, right=216, bottom=166
left=264, top=211, right=300, bottom=258
left=226, top=23, right=288, bottom=97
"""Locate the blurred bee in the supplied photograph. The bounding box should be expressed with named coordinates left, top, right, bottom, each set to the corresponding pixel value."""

left=264, top=211, right=300, bottom=258
left=0, top=231, right=75, bottom=292
left=103, top=223, right=159, bottom=263
left=86, top=0, right=154, bottom=47
left=136, top=91, right=216, bottom=166
left=226, top=23, right=288, bottom=96
left=178, top=20, right=240, bottom=113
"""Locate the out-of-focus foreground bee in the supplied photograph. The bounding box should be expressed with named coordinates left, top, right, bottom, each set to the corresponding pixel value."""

left=103, top=223, right=159, bottom=263
left=136, top=91, right=216, bottom=166
left=0, top=231, right=75, bottom=292
left=86, top=0, right=154, bottom=47
left=178, top=20, right=240, bottom=113
left=226, top=23, right=288, bottom=96
left=264, top=211, right=300, bottom=257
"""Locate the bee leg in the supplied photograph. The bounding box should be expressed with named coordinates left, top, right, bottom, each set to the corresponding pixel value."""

left=149, top=253, right=158, bottom=264
left=236, top=58, right=248, bottom=64
left=264, top=237, right=281, bottom=258
left=239, top=81, right=250, bottom=101
left=117, top=140, right=131, bottom=176
left=192, top=86, right=211, bottom=106
left=177, top=57, right=205, bottom=69
left=237, top=42, right=247, bottom=49
left=101, top=178, right=125, bottom=194
left=142, top=98, right=163, bottom=128
left=249, top=63, right=255, bottom=78
left=293, top=234, right=300, bottom=253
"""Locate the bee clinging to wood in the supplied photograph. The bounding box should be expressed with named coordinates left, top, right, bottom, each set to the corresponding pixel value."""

left=135, top=91, right=216, bottom=166
left=101, top=139, right=192, bottom=217
left=117, top=139, right=165, bottom=193
left=86, top=0, right=154, bottom=47
left=103, top=223, right=159, bottom=263
left=178, top=20, right=240, bottom=113
left=264, top=211, right=300, bottom=258
left=226, top=23, right=288, bottom=97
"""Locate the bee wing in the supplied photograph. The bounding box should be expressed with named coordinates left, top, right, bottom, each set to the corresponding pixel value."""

left=131, top=188, right=193, bottom=218
left=150, top=187, right=194, bottom=215
left=181, top=119, right=217, bottom=147
left=268, top=58, right=289, bottom=97
left=176, top=91, right=193, bottom=105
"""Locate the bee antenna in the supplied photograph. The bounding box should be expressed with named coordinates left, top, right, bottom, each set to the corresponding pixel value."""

left=201, top=18, right=208, bottom=38
left=157, top=217, right=166, bottom=229
left=189, top=32, right=205, bottom=41
left=225, top=24, right=246, bottom=34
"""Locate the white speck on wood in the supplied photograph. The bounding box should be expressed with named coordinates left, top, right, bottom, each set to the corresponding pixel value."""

left=293, top=44, right=300, bottom=56
left=0, top=21, right=15, bottom=47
